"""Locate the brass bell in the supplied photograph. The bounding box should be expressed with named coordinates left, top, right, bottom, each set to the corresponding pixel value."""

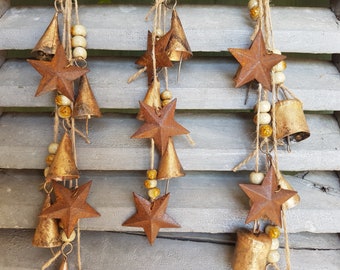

left=277, top=171, right=300, bottom=209
left=274, top=99, right=310, bottom=142
left=166, top=9, right=192, bottom=62
left=73, top=75, right=102, bottom=119
left=137, top=77, right=161, bottom=121
left=31, top=12, right=60, bottom=60
left=32, top=193, right=62, bottom=248
left=46, top=132, right=79, bottom=181
left=157, top=137, right=185, bottom=180
left=59, top=257, right=68, bottom=270
left=232, top=229, right=272, bottom=270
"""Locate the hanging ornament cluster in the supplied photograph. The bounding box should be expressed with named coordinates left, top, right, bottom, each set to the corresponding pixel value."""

left=229, top=1, right=310, bottom=269
left=27, top=1, right=101, bottom=269
left=123, top=0, right=193, bottom=245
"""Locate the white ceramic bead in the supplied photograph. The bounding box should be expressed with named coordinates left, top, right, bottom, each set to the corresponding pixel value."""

left=254, top=112, right=271, bottom=125
left=272, top=49, right=281, bottom=55
left=273, top=61, right=287, bottom=72
left=161, top=90, right=172, bottom=100
left=249, top=172, right=265, bottom=184
left=55, top=95, right=72, bottom=106
left=61, top=230, right=76, bottom=243
left=44, top=167, right=49, bottom=177
left=267, top=250, right=281, bottom=263
left=271, top=238, right=280, bottom=250
left=48, top=142, right=59, bottom=154
left=73, top=47, right=87, bottom=60
left=155, top=28, right=164, bottom=38
left=255, top=101, right=271, bottom=113
left=273, top=72, right=286, bottom=85
left=144, top=179, right=158, bottom=189
left=248, top=0, right=258, bottom=9
left=71, top=35, right=87, bottom=48
left=71, top=25, right=87, bottom=37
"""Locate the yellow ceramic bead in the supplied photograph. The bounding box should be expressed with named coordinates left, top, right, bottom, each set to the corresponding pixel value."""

left=73, top=47, right=87, bottom=60
left=58, top=105, right=72, bottom=119
left=148, top=187, right=161, bottom=200
left=55, top=95, right=72, bottom=106
left=144, top=179, right=158, bottom=189
left=146, top=169, right=157, bottom=180
left=48, top=142, right=59, bottom=154
left=71, top=25, right=87, bottom=37
left=267, top=250, right=280, bottom=263
left=45, top=154, right=55, bottom=166
left=249, top=172, right=265, bottom=184
left=249, top=6, right=260, bottom=20
left=259, top=124, right=273, bottom=138
left=161, top=90, right=172, bottom=100
left=61, top=230, right=76, bottom=243
left=265, top=225, right=281, bottom=239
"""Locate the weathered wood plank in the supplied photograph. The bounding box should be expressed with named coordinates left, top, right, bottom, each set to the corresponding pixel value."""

left=0, top=170, right=339, bottom=233
left=0, top=0, right=9, bottom=18
left=0, top=230, right=339, bottom=270
left=0, top=113, right=339, bottom=171
left=1, top=58, right=340, bottom=111
left=0, top=6, right=340, bottom=53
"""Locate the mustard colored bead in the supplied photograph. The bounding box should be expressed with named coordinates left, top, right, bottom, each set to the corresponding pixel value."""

left=71, top=25, right=87, bottom=37
left=249, top=172, right=265, bottom=184
left=248, top=0, right=258, bottom=10
left=144, top=179, right=158, bottom=189
left=45, top=154, right=55, bottom=166
left=267, top=250, right=280, bottom=263
left=249, top=6, right=260, bottom=20
left=44, top=167, right=50, bottom=177
left=57, top=105, right=72, bottom=119
left=265, top=225, right=281, bottom=239
left=161, top=90, right=172, bottom=100
left=271, top=238, right=280, bottom=250
left=259, top=124, right=273, bottom=138
left=71, top=35, right=87, bottom=48
left=148, top=187, right=161, bottom=200
left=162, top=99, right=171, bottom=107
left=73, top=47, right=87, bottom=60
left=273, top=60, right=287, bottom=73
left=255, top=100, right=271, bottom=113
left=48, top=142, right=59, bottom=154
left=146, top=169, right=157, bottom=180
left=254, top=112, right=271, bottom=125
left=61, top=230, right=76, bottom=243
left=55, top=95, right=72, bottom=106
left=273, top=72, right=286, bottom=85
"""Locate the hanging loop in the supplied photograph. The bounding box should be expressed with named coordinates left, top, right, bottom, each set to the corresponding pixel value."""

left=164, top=0, right=177, bottom=10
left=54, top=0, right=65, bottom=13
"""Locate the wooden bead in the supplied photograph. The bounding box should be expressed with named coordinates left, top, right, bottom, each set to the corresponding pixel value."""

left=267, top=250, right=280, bottom=263
left=148, top=187, right=161, bottom=200
left=255, top=100, right=271, bottom=113
left=55, top=95, right=72, bottom=106
left=273, top=61, right=287, bottom=72
left=61, top=230, right=76, bottom=243
left=160, top=90, right=172, bottom=100
left=265, top=225, right=281, bottom=239
left=73, top=47, right=87, bottom=60
left=254, top=112, right=271, bottom=125
left=58, top=106, right=72, bottom=119
left=248, top=0, right=258, bottom=10
left=146, top=169, right=157, bottom=180
left=271, top=238, right=280, bottom=250
left=48, top=142, right=59, bottom=154
left=249, top=6, right=260, bottom=20
left=71, top=25, right=87, bottom=37
left=45, top=154, right=55, bottom=166
left=249, top=172, right=265, bottom=184
left=259, top=124, right=273, bottom=138
left=71, top=35, right=87, bottom=48
left=144, top=179, right=158, bottom=189
left=273, top=72, right=286, bottom=85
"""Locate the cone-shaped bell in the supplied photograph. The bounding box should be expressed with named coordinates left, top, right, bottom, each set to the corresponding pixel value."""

left=32, top=12, right=60, bottom=60
left=59, top=257, right=68, bottom=270
left=274, top=99, right=310, bottom=142
left=46, top=132, right=79, bottom=181
left=73, top=75, right=102, bottom=119
left=277, top=171, right=300, bottom=209
left=137, top=77, right=161, bottom=120
left=166, top=9, right=192, bottom=62
left=157, top=137, right=185, bottom=180
left=32, top=193, right=62, bottom=248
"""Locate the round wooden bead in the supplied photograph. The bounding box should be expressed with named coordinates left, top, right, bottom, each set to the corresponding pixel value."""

left=271, top=238, right=280, bottom=250
left=148, top=187, right=161, bottom=200
left=273, top=72, right=286, bottom=85
left=48, top=142, right=59, bottom=154
left=146, top=169, right=157, bottom=180
left=273, top=61, right=287, bottom=72
left=265, top=225, right=281, bottom=239
left=71, top=25, right=87, bottom=37
left=45, top=154, right=55, bottom=166
left=249, top=6, right=260, bottom=20
left=144, top=179, right=158, bottom=189
left=254, top=112, right=271, bottom=125
left=267, top=250, right=280, bottom=263
left=249, top=172, right=265, bottom=184
left=61, top=230, right=76, bottom=243
left=58, top=106, right=72, bottom=119
left=55, top=95, right=72, bottom=106
left=73, top=47, right=87, bottom=60
left=259, top=124, right=273, bottom=138
left=248, top=0, right=258, bottom=10
left=71, top=35, right=87, bottom=48
left=161, top=90, right=172, bottom=100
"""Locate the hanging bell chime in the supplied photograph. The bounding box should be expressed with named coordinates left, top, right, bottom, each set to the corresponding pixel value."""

left=274, top=99, right=310, bottom=143
left=31, top=12, right=60, bottom=60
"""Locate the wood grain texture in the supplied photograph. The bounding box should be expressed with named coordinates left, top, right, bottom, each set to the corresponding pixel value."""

left=0, top=6, right=340, bottom=53
left=1, top=58, right=340, bottom=111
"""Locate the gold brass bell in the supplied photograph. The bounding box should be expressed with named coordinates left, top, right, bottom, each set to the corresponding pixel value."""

left=157, top=137, right=185, bottom=180
left=277, top=171, right=300, bottom=209
left=73, top=75, right=102, bottom=119
left=232, top=229, right=272, bottom=270
left=31, top=12, right=60, bottom=60
left=274, top=99, right=310, bottom=142
left=46, top=132, right=79, bottom=181
left=32, top=194, right=62, bottom=248
left=137, top=77, right=161, bottom=120
left=166, top=9, right=192, bottom=62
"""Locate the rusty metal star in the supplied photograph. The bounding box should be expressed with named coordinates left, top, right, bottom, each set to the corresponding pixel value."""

left=136, top=30, right=173, bottom=84
left=27, top=44, right=89, bottom=101
left=239, top=165, right=297, bottom=227
left=122, top=192, right=180, bottom=245
left=131, top=98, right=189, bottom=155
left=229, top=30, right=286, bottom=91
left=40, top=180, right=100, bottom=238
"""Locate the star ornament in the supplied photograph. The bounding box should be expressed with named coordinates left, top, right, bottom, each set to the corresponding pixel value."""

left=229, top=30, right=286, bottom=91
left=40, top=180, right=100, bottom=238
left=27, top=44, right=89, bottom=101
left=136, top=30, right=173, bottom=84
left=131, top=98, right=189, bottom=155
left=239, top=166, right=297, bottom=227
left=122, top=193, right=180, bottom=245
